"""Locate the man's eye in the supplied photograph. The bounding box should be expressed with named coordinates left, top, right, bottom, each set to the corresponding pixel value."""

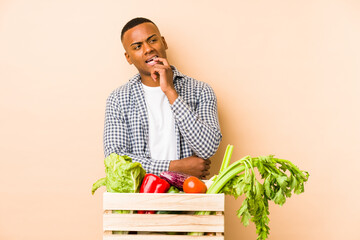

left=133, top=45, right=141, bottom=50
left=149, top=38, right=157, bottom=43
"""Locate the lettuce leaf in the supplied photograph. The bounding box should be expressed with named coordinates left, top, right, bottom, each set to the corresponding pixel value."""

left=92, top=153, right=146, bottom=194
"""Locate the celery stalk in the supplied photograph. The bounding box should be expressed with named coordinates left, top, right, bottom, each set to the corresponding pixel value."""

left=207, top=163, right=245, bottom=194
left=207, top=155, right=248, bottom=194
left=207, top=145, right=234, bottom=189
left=219, top=145, right=234, bottom=174
left=188, top=147, right=309, bottom=239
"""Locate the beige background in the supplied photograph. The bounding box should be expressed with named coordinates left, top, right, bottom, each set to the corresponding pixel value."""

left=1, top=0, right=359, bottom=239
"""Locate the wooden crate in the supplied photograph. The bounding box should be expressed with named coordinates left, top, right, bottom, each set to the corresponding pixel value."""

left=103, top=192, right=225, bottom=239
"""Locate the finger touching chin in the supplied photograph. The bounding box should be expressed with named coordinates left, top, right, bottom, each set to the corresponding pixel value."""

left=151, top=74, right=158, bottom=81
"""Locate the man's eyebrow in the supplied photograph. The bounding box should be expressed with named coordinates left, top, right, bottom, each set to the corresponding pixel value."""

left=130, top=34, right=158, bottom=47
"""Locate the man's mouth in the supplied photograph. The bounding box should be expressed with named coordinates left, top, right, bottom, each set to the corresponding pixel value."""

left=145, top=55, right=158, bottom=65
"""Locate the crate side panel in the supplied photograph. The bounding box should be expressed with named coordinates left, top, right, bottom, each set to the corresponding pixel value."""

left=103, top=193, right=224, bottom=211
left=103, top=214, right=224, bottom=232
left=103, top=235, right=224, bottom=240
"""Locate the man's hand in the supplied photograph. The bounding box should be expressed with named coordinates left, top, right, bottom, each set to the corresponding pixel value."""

left=151, top=57, right=178, bottom=104
left=169, top=156, right=211, bottom=179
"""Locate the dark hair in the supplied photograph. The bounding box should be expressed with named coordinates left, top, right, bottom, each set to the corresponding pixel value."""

left=121, top=17, right=157, bottom=41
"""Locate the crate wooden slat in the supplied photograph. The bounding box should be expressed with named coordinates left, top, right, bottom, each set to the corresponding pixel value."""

left=104, top=213, right=224, bottom=232
left=103, top=235, right=224, bottom=240
left=103, top=192, right=224, bottom=211
left=103, top=192, right=225, bottom=239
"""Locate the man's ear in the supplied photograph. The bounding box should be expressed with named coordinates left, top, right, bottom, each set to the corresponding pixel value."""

left=124, top=52, right=133, bottom=65
left=162, top=36, right=168, bottom=50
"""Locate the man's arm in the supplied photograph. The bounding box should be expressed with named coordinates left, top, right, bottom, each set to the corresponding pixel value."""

left=171, top=84, right=222, bottom=159
left=169, top=156, right=211, bottom=179
left=151, top=58, right=222, bottom=159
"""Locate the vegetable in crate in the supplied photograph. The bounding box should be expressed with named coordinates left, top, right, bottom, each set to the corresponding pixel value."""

left=189, top=145, right=309, bottom=240
left=160, top=171, right=207, bottom=193
left=183, top=176, right=207, bottom=193
left=91, top=153, right=146, bottom=234
left=166, top=186, right=181, bottom=193
left=160, top=171, right=191, bottom=190
left=138, top=173, right=171, bottom=214
left=92, top=153, right=146, bottom=195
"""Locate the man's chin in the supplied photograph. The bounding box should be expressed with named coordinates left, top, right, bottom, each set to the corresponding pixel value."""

left=138, top=69, right=152, bottom=77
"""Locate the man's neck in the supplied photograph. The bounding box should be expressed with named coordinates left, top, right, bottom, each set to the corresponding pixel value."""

left=140, top=74, right=159, bottom=87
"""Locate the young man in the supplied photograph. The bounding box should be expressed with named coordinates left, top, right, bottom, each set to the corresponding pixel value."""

left=103, top=17, right=222, bottom=179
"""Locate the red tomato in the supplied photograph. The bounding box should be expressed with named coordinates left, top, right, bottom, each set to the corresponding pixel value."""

left=183, top=176, right=207, bottom=193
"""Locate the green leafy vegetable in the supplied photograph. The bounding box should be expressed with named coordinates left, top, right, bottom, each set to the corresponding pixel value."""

left=189, top=145, right=309, bottom=239
left=92, top=153, right=146, bottom=195
left=92, top=153, right=146, bottom=234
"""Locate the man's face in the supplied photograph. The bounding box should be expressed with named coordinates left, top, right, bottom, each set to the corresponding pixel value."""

left=122, top=22, right=168, bottom=76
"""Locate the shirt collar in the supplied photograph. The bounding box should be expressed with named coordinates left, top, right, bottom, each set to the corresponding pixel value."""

left=171, top=65, right=185, bottom=79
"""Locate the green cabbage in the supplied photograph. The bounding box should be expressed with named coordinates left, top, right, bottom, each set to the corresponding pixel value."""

left=92, top=153, right=146, bottom=194
left=92, top=153, right=146, bottom=234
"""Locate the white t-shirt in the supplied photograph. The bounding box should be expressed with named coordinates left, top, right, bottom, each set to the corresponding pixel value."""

left=142, top=84, right=177, bottom=160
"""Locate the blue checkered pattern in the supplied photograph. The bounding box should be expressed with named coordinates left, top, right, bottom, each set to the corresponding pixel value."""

left=103, top=66, right=222, bottom=175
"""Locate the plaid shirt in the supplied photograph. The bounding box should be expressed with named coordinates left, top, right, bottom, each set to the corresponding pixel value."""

left=103, top=66, right=222, bottom=175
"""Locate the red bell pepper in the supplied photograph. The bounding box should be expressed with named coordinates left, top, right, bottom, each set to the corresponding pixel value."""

left=138, top=173, right=170, bottom=214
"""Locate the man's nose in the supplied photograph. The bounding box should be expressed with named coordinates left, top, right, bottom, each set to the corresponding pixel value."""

left=143, top=42, right=154, bottom=54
